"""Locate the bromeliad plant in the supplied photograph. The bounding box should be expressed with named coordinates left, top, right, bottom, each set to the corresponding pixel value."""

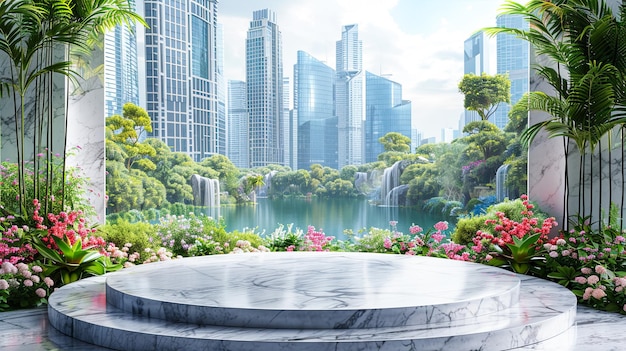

left=470, top=195, right=558, bottom=274
left=33, top=234, right=120, bottom=285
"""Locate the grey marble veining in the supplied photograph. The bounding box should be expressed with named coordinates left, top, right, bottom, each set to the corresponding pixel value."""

left=106, top=252, right=521, bottom=328
left=43, top=252, right=578, bottom=350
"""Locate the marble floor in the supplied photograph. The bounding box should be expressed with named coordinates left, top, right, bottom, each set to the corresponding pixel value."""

left=1, top=252, right=625, bottom=350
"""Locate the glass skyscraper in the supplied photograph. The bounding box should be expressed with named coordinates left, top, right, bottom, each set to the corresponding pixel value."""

left=246, top=9, right=284, bottom=168
left=494, top=14, right=529, bottom=130
left=294, top=51, right=337, bottom=170
left=104, top=0, right=139, bottom=118
left=364, top=72, right=412, bottom=163
left=143, top=0, right=221, bottom=162
left=336, top=24, right=365, bottom=168
left=227, top=80, right=249, bottom=169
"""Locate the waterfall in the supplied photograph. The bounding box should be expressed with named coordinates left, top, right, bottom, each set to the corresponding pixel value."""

left=385, top=184, right=410, bottom=207
left=191, top=175, right=221, bottom=218
left=380, top=161, right=403, bottom=206
left=258, top=170, right=278, bottom=198
left=496, top=164, right=510, bottom=202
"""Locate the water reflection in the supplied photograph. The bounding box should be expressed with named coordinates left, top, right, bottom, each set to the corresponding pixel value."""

left=218, top=198, right=453, bottom=240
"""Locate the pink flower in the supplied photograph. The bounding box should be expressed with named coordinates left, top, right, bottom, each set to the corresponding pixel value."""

left=591, top=288, right=607, bottom=300
left=44, top=277, right=54, bottom=287
left=583, top=287, right=593, bottom=300
left=574, top=277, right=587, bottom=284
left=556, top=238, right=566, bottom=246
left=549, top=251, right=558, bottom=258
left=595, top=265, right=607, bottom=275
left=485, top=254, right=493, bottom=261
left=0, top=279, right=8, bottom=290
left=409, top=224, right=423, bottom=235
left=561, top=250, right=571, bottom=256
left=431, top=233, right=444, bottom=243
left=23, top=279, right=33, bottom=287
left=383, top=237, right=392, bottom=249
left=30, top=275, right=40, bottom=283
left=581, top=267, right=592, bottom=275
left=587, top=275, right=600, bottom=285
left=434, top=221, right=448, bottom=231
left=35, top=288, right=47, bottom=298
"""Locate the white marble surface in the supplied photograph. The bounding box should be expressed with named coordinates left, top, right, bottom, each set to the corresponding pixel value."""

left=46, top=253, right=577, bottom=350
left=106, top=252, right=521, bottom=328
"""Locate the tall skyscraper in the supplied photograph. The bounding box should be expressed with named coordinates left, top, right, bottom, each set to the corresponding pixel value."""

left=364, top=72, right=412, bottom=163
left=294, top=50, right=337, bottom=170
left=216, top=23, right=227, bottom=156
left=104, top=0, right=139, bottom=118
left=227, top=80, right=249, bottom=168
left=144, top=0, right=221, bottom=162
left=462, top=30, right=491, bottom=129
left=336, top=24, right=365, bottom=168
left=246, top=9, right=283, bottom=168
left=494, top=14, right=530, bottom=129
left=282, top=76, right=294, bottom=169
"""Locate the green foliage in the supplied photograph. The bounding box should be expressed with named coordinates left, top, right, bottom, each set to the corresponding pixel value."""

left=105, top=103, right=156, bottom=171
left=458, top=73, right=511, bottom=121
left=378, top=132, right=411, bottom=153
left=351, top=227, right=389, bottom=253
left=99, top=221, right=157, bottom=261
left=452, top=215, right=489, bottom=245
left=263, top=224, right=304, bottom=251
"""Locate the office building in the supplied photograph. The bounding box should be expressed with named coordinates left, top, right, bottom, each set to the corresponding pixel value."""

left=246, top=9, right=284, bottom=167
left=336, top=24, right=365, bottom=168
left=364, top=72, right=412, bottom=163
left=494, top=14, right=530, bottom=129
left=294, top=51, right=337, bottom=170
left=227, top=80, right=249, bottom=168
left=103, top=0, right=139, bottom=118
left=143, top=0, right=221, bottom=162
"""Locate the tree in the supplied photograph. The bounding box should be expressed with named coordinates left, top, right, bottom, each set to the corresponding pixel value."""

left=458, top=73, right=511, bottom=121
left=244, top=174, right=264, bottom=203
left=461, top=121, right=509, bottom=160
left=378, top=132, right=411, bottom=153
left=106, top=103, right=156, bottom=171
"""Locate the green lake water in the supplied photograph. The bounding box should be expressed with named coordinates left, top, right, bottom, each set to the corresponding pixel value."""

left=213, top=197, right=454, bottom=241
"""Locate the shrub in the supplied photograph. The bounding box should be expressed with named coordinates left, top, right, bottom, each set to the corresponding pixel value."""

left=452, top=215, right=491, bottom=245
left=99, top=221, right=157, bottom=262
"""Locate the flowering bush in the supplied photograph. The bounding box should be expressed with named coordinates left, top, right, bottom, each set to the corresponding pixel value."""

left=230, top=240, right=270, bottom=254
left=468, top=194, right=558, bottom=273
left=152, top=213, right=228, bottom=257
left=0, top=262, right=54, bottom=311
left=569, top=265, right=626, bottom=313
left=380, top=221, right=450, bottom=257
left=264, top=224, right=305, bottom=251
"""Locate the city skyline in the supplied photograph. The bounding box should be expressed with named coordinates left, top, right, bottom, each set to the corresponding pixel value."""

left=219, top=0, right=504, bottom=140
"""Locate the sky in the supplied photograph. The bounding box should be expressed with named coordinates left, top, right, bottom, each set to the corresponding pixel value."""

left=219, top=0, right=506, bottom=140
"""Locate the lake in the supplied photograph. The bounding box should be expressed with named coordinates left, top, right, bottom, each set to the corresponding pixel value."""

left=213, top=197, right=454, bottom=241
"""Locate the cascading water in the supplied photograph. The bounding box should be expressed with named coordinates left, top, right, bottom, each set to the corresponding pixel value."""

left=191, top=174, right=221, bottom=218
left=258, top=170, right=278, bottom=198
left=380, top=161, right=404, bottom=206
left=385, top=184, right=410, bottom=207
left=496, top=164, right=510, bottom=202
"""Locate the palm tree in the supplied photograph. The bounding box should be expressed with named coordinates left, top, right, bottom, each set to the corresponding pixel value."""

left=484, top=0, right=626, bottom=229
left=0, top=0, right=144, bottom=216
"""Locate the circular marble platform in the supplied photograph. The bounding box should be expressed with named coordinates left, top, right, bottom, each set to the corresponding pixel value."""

left=106, top=252, right=521, bottom=328
left=48, top=252, right=578, bottom=351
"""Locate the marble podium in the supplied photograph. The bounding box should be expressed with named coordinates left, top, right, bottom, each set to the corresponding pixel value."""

left=48, top=252, right=577, bottom=350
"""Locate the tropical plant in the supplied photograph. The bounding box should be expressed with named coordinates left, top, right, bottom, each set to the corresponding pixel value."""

left=485, top=0, right=626, bottom=230
left=33, top=234, right=121, bottom=285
